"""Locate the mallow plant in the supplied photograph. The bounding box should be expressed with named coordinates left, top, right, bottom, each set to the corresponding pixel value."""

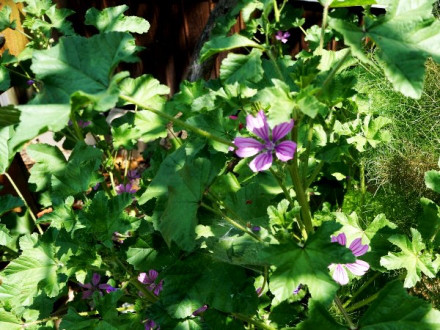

left=0, top=0, right=440, bottom=328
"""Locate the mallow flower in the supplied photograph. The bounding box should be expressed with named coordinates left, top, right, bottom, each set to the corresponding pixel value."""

left=330, top=233, right=370, bottom=285
left=79, top=273, right=116, bottom=299
left=275, top=31, right=290, bottom=43
left=138, top=270, right=163, bottom=296
left=233, top=110, right=297, bottom=172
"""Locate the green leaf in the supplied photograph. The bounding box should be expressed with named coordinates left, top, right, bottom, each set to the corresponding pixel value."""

left=359, top=280, right=440, bottom=329
left=8, top=104, right=71, bottom=153
left=161, top=255, right=258, bottom=318
left=380, top=228, right=436, bottom=288
left=0, top=309, right=21, bottom=330
left=330, top=0, right=376, bottom=7
left=0, top=66, right=10, bottom=91
left=0, top=6, right=16, bottom=31
left=31, top=32, right=140, bottom=104
left=425, top=170, right=440, bottom=194
left=296, top=88, right=329, bottom=118
left=50, top=143, right=102, bottom=202
left=297, top=301, right=345, bottom=329
left=27, top=144, right=67, bottom=192
left=118, top=74, right=170, bottom=110
left=79, top=191, right=135, bottom=244
left=220, top=49, right=263, bottom=84
left=85, top=5, right=150, bottom=34
left=40, top=197, right=77, bottom=232
left=418, top=198, right=440, bottom=246
left=0, top=194, right=24, bottom=217
left=0, top=106, right=20, bottom=128
left=59, top=308, right=99, bottom=329
left=200, top=34, right=262, bottom=63
left=252, top=79, right=295, bottom=125
left=45, top=5, right=75, bottom=35
left=0, top=234, right=64, bottom=307
left=15, top=0, right=51, bottom=16
left=334, top=212, right=397, bottom=245
left=261, top=221, right=355, bottom=305
left=329, top=0, right=440, bottom=98
left=347, top=115, right=391, bottom=152
left=0, top=126, right=13, bottom=173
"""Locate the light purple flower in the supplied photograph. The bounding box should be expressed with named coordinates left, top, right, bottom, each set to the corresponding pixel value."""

left=275, top=31, right=290, bottom=43
left=293, top=284, right=302, bottom=295
left=229, top=115, right=238, bottom=120
left=256, top=287, right=263, bottom=296
left=127, top=169, right=141, bottom=180
left=79, top=273, right=116, bottom=299
left=252, top=226, right=261, bottom=232
left=144, top=319, right=159, bottom=330
left=138, top=270, right=163, bottom=296
left=192, top=305, right=208, bottom=316
left=27, top=79, right=35, bottom=86
left=68, top=119, right=91, bottom=128
left=116, top=183, right=137, bottom=194
left=233, top=110, right=297, bottom=172
left=330, top=233, right=370, bottom=285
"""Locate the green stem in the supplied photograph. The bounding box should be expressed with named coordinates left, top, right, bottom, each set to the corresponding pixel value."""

left=360, top=158, right=366, bottom=208
left=345, top=291, right=380, bottom=313
left=15, top=27, right=32, bottom=39
left=301, top=124, right=314, bottom=186
left=119, top=95, right=234, bottom=147
left=113, top=256, right=158, bottom=303
left=267, top=49, right=285, bottom=82
left=319, top=4, right=330, bottom=51
left=69, top=114, right=85, bottom=141
left=343, top=272, right=380, bottom=308
left=305, top=161, right=324, bottom=189
left=273, top=0, right=280, bottom=22
left=4, top=172, right=43, bottom=235
left=289, top=161, right=313, bottom=235
left=317, top=49, right=351, bottom=96
left=232, top=313, right=276, bottom=330
left=334, top=295, right=357, bottom=330
left=200, top=202, right=262, bottom=242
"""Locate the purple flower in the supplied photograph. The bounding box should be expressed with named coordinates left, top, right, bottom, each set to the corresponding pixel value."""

left=116, top=183, right=137, bottom=194
left=67, top=119, right=91, bottom=128
left=293, top=284, right=302, bottom=295
left=252, top=226, right=261, bottom=232
left=144, top=319, right=159, bottom=330
left=79, top=273, right=116, bottom=299
left=26, top=79, right=35, bottom=86
left=330, top=233, right=370, bottom=285
left=138, top=270, right=163, bottom=296
left=233, top=110, right=297, bottom=172
left=127, top=169, right=141, bottom=180
left=256, top=287, right=263, bottom=297
left=192, top=305, right=208, bottom=316
left=275, top=31, right=290, bottom=43
left=229, top=115, right=238, bottom=120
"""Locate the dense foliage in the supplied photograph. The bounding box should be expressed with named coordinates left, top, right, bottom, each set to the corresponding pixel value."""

left=1, top=0, right=440, bottom=328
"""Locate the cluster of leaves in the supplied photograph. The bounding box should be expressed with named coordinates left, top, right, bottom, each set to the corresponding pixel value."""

left=0, top=0, right=440, bottom=329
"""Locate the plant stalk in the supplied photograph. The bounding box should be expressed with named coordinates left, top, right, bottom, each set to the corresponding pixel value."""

left=319, top=4, right=330, bottom=51
left=232, top=313, right=276, bottom=330
left=334, top=295, right=357, bottom=330
left=343, top=272, right=380, bottom=308
left=4, top=172, right=43, bottom=235
left=345, top=291, right=379, bottom=312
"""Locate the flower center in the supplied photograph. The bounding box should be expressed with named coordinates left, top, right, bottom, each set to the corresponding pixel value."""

left=264, top=141, right=275, bottom=151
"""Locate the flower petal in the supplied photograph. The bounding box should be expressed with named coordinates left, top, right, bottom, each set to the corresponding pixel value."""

left=99, top=283, right=117, bottom=293
left=138, top=272, right=148, bottom=284
left=79, top=283, right=93, bottom=289
left=331, top=233, right=346, bottom=246
left=92, top=273, right=101, bottom=286
left=346, top=260, right=370, bottom=276
left=272, top=120, right=294, bottom=141
left=275, top=141, right=297, bottom=162
left=249, top=151, right=273, bottom=172
left=332, top=264, right=349, bottom=285
left=246, top=110, right=270, bottom=142
left=349, top=238, right=369, bottom=257
left=234, top=137, right=264, bottom=158
left=82, top=290, right=93, bottom=299
left=148, top=269, right=159, bottom=281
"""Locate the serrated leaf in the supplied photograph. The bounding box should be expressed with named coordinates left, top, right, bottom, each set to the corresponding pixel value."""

left=7, top=104, right=71, bottom=154
left=0, top=234, right=63, bottom=307
left=0, top=66, right=10, bottom=91
left=0, top=6, right=16, bottom=31
left=31, top=32, right=140, bottom=104
left=161, top=255, right=258, bottom=318
left=85, top=5, right=150, bottom=34
left=118, top=74, right=170, bottom=110
left=59, top=308, right=99, bottom=329
left=27, top=144, right=67, bottom=192
left=0, top=106, right=20, bottom=128
left=425, top=170, right=440, bottom=194
left=0, top=309, right=21, bottom=330
left=359, top=280, right=440, bottom=329
left=200, top=34, right=262, bottom=63
left=380, top=228, right=436, bottom=288
left=329, top=0, right=440, bottom=98
left=334, top=212, right=396, bottom=245
left=261, top=221, right=355, bottom=306
left=0, top=194, right=24, bottom=217
left=40, top=197, right=77, bottom=232
left=220, top=49, right=263, bottom=84
left=0, top=126, right=13, bottom=173
left=15, top=0, right=51, bottom=16
left=79, top=191, right=134, bottom=244
left=418, top=198, right=440, bottom=246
